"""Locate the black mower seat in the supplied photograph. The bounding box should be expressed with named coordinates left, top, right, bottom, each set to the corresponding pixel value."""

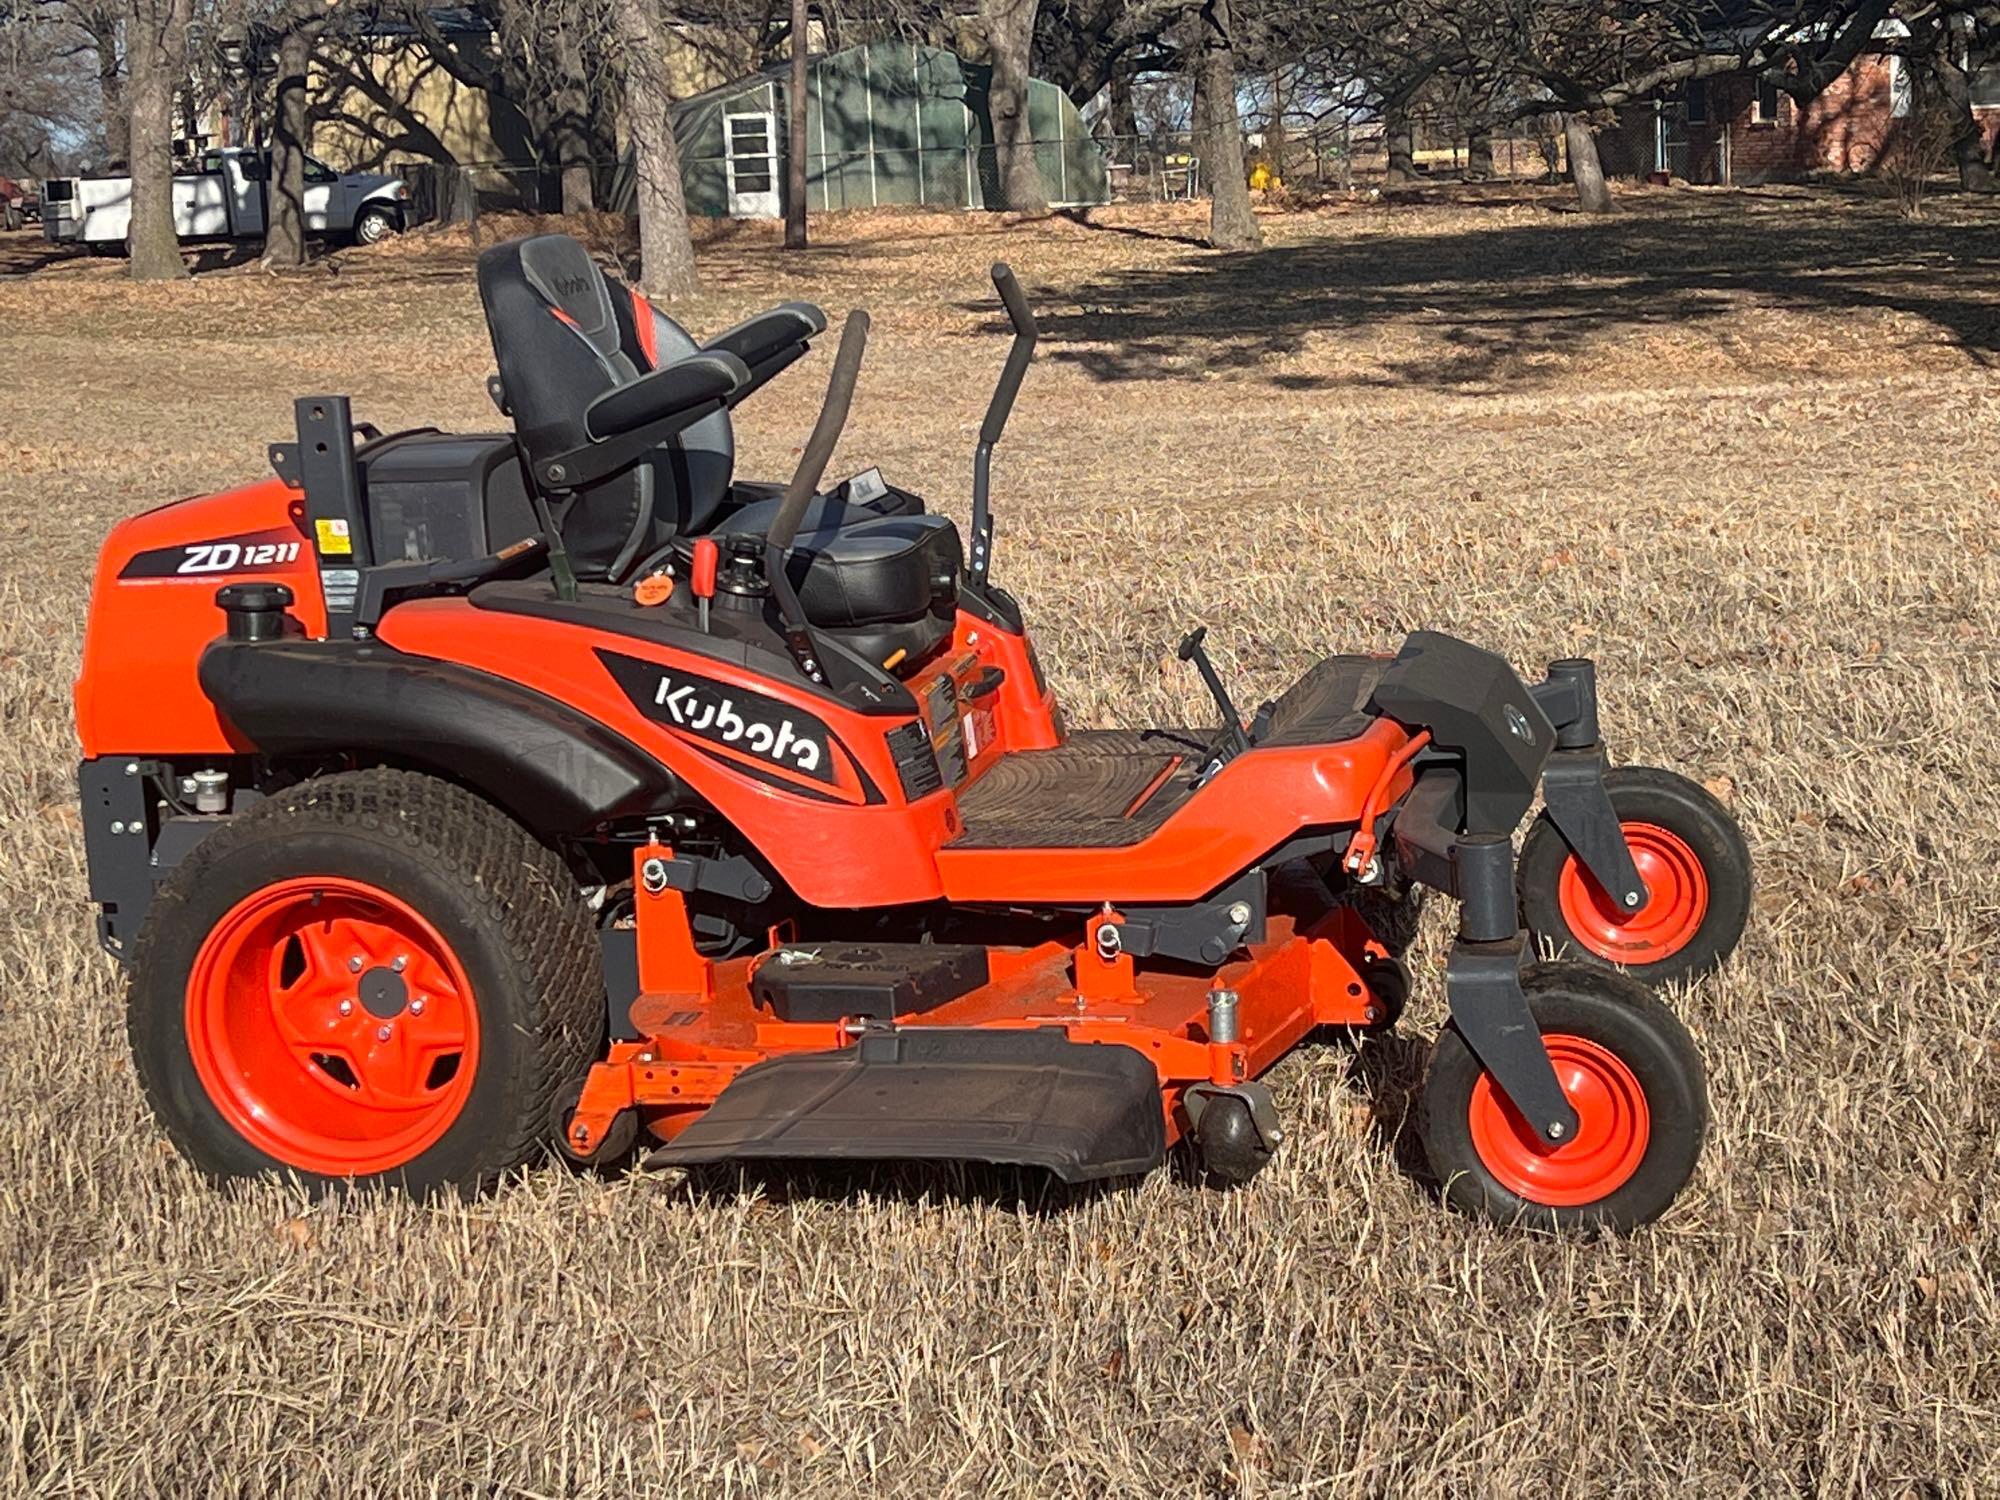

left=678, top=508, right=966, bottom=669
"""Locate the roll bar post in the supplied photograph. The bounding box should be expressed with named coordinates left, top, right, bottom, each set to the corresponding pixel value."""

left=764, top=310, right=870, bottom=684
left=969, top=263, right=1038, bottom=587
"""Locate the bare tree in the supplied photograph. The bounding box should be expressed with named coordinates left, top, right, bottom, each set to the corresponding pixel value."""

left=612, top=0, right=697, bottom=295
left=785, top=0, right=807, bottom=246
left=981, top=0, right=1049, bottom=211
left=124, top=0, right=192, bottom=277
left=1189, top=0, right=1258, bottom=245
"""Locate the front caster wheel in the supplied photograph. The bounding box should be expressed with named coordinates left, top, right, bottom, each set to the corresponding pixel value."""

left=1186, top=1084, right=1277, bottom=1187
left=1419, top=964, right=1706, bottom=1232
left=1519, top=765, right=1751, bottom=986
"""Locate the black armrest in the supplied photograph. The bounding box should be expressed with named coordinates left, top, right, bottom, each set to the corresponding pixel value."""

left=701, top=302, right=826, bottom=404
left=703, top=302, right=826, bottom=368
left=585, top=352, right=748, bottom=441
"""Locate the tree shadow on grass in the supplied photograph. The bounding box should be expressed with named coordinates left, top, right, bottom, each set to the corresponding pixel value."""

left=966, top=193, right=2000, bottom=393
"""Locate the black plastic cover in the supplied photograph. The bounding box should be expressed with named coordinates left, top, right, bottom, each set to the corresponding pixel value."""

left=751, top=943, right=990, bottom=1022
left=199, top=638, right=678, bottom=839
left=359, top=431, right=538, bottom=566
left=1369, top=630, right=1554, bottom=835
left=647, top=1027, right=1167, bottom=1183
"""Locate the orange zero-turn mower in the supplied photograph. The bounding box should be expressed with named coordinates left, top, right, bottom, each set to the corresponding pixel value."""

left=77, top=235, right=1752, bottom=1230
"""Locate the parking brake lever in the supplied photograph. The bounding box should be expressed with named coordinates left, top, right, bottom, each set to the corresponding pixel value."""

left=1179, top=626, right=1253, bottom=769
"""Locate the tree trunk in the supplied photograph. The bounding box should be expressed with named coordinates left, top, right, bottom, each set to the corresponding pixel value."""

left=613, top=0, right=697, bottom=298
left=125, top=0, right=189, bottom=279
left=1190, top=0, right=1259, bottom=249
left=85, top=10, right=129, bottom=163
left=1384, top=103, right=1415, bottom=186
left=981, top=0, right=1047, bottom=213
left=552, top=31, right=595, bottom=215
left=1930, top=44, right=1997, bottom=191
left=1106, top=66, right=1138, bottom=142
left=1564, top=114, right=1613, bottom=212
left=262, top=25, right=316, bottom=267
left=1467, top=127, right=1494, bottom=180
left=785, top=0, right=808, bottom=247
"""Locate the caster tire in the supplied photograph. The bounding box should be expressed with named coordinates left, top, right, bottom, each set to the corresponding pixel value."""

left=128, top=768, right=603, bottom=1197
left=1519, top=765, right=1750, bottom=986
left=1358, top=956, right=1410, bottom=1031
left=1192, top=1094, right=1273, bottom=1187
left=552, top=1078, right=639, bottom=1168
left=1420, top=963, right=1706, bottom=1232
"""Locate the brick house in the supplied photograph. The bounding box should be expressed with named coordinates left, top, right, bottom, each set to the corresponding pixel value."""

left=1599, top=49, right=2000, bottom=185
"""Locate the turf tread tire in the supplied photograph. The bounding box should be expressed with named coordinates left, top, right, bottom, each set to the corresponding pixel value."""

left=128, top=768, right=602, bottom=1196
left=1419, top=962, right=1707, bottom=1233
left=1518, top=765, right=1751, bottom=986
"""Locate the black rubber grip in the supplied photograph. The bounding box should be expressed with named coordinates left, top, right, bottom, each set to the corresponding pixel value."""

left=767, top=310, right=869, bottom=554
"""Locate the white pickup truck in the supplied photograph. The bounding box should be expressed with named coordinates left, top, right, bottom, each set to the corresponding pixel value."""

left=42, top=146, right=409, bottom=250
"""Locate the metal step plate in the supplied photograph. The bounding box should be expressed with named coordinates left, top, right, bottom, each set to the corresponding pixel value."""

left=646, top=1026, right=1167, bottom=1183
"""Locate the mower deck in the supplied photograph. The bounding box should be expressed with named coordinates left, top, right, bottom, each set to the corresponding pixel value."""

left=565, top=879, right=1390, bottom=1178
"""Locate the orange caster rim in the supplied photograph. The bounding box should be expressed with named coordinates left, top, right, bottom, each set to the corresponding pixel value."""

left=1468, top=1034, right=1650, bottom=1206
left=1558, top=822, right=1709, bottom=966
left=184, top=877, right=480, bottom=1176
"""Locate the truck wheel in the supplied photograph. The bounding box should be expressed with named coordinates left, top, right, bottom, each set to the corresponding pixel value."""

left=1419, top=963, right=1706, bottom=1232
left=128, top=768, right=603, bottom=1197
left=352, top=205, right=400, bottom=245
left=1518, top=766, right=1751, bottom=986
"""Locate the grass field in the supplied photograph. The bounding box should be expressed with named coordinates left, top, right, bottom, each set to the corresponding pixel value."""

left=2, top=183, right=1998, bottom=1495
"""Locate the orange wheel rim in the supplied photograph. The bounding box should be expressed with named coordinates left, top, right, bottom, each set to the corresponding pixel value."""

left=1468, top=1034, right=1650, bottom=1206
left=1558, top=822, right=1709, bottom=965
left=184, top=877, right=479, bottom=1176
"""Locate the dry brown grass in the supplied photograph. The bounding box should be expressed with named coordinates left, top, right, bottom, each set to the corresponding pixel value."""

left=3, top=185, right=1999, bottom=1495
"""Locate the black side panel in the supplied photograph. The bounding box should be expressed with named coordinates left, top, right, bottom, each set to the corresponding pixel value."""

left=199, top=639, right=677, bottom=840
left=78, top=758, right=154, bottom=958
left=1369, top=630, right=1553, bottom=835
left=648, top=1028, right=1167, bottom=1183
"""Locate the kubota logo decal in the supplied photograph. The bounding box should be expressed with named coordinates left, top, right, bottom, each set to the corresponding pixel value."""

left=597, top=649, right=838, bottom=785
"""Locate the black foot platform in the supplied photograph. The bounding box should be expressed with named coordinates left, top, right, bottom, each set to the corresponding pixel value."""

left=948, top=728, right=1207, bottom=848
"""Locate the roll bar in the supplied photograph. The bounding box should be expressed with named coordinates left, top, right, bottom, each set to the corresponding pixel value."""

left=970, top=263, right=1038, bottom=586
left=765, top=309, right=870, bottom=682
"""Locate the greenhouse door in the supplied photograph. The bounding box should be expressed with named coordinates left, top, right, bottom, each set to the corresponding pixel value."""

left=723, top=112, right=780, bottom=218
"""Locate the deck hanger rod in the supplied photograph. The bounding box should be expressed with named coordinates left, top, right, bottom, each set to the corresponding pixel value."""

left=764, top=310, right=870, bottom=682
left=969, top=262, right=1039, bottom=587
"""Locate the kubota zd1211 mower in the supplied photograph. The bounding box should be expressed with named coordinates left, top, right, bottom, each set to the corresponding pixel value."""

left=78, top=235, right=1752, bottom=1230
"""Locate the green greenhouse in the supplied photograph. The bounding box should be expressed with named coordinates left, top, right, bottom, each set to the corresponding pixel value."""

left=667, top=42, right=1110, bottom=218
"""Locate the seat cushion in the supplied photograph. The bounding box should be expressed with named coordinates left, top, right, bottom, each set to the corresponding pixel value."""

left=720, top=477, right=925, bottom=534
left=779, top=513, right=962, bottom=628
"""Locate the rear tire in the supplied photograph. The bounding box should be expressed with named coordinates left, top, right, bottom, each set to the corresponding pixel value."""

left=1419, top=963, right=1706, bottom=1232
left=1519, top=765, right=1750, bottom=986
left=128, top=768, right=602, bottom=1196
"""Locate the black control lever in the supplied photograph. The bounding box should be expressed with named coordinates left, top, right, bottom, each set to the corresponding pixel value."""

left=968, top=263, right=1039, bottom=587
left=1178, top=626, right=1253, bottom=764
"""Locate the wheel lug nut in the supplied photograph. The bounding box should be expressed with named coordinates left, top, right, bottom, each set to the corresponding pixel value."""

left=348, top=956, right=364, bottom=973
left=376, top=1025, right=392, bottom=1042
left=392, top=954, right=407, bottom=972
left=409, top=999, right=425, bottom=1016
left=338, top=1000, right=353, bottom=1016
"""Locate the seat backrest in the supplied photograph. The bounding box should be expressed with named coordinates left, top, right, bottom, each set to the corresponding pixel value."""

left=604, top=272, right=736, bottom=535
left=477, top=234, right=661, bottom=579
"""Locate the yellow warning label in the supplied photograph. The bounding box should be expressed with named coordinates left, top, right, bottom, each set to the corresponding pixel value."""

left=314, top=518, right=352, bottom=556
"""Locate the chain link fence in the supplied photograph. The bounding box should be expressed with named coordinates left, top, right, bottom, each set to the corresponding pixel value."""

left=389, top=120, right=1569, bottom=233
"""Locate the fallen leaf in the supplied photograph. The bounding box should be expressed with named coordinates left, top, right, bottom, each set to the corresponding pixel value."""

left=1701, top=775, right=1736, bottom=806
left=274, top=1217, right=316, bottom=1251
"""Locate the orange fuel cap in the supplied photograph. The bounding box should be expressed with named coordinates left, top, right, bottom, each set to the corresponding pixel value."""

left=633, top=572, right=674, bottom=607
